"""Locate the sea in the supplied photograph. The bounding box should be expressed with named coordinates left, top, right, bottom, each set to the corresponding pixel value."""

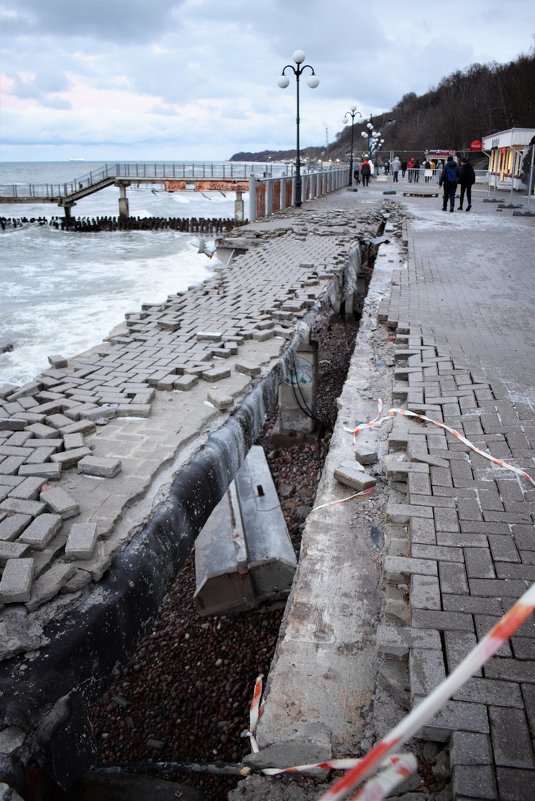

left=0, top=161, right=264, bottom=389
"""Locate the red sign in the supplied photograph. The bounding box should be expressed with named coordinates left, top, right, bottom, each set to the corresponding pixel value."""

left=470, top=139, right=483, bottom=151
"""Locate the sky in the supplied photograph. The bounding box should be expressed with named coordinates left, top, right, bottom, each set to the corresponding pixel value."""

left=0, top=0, right=534, bottom=163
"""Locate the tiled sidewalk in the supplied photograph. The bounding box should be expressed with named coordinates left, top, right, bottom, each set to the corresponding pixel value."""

left=379, top=197, right=535, bottom=800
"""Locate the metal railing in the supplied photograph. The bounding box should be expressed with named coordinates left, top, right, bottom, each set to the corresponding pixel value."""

left=249, top=166, right=348, bottom=221
left=0, top=162, right=276, bottom=202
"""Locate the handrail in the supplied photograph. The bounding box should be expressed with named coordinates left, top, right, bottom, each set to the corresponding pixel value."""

left=0, top=161, right=277, bottom=201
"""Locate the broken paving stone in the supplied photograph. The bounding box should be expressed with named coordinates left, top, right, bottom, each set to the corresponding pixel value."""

left=235, top=361, right=261, bottom=378
left=0, top=557, right=34, bottom=603
left=334, top=461, right=376, bottom=492
left=40, top=486, right=80, bottom=519
left=207, top=390, right=234, bottom=410
left=19, top=513, right=62, bottom=550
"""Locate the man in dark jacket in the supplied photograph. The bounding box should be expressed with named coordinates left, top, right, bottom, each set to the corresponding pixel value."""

left=439, top=155, right=460, bottom=212
left=458, top=158, right=476, bottom=211
left=360, top=159, right=371, bottom=187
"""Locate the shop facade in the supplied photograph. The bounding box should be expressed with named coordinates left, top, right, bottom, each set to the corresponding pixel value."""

left=482, top=127, right=535, bottom=190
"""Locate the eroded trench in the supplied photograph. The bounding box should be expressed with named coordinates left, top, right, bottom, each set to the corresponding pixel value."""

left=54, top=207, right=396, bottom=801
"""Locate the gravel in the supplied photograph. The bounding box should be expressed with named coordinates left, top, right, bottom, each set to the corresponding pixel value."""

left=87, top=314, right=359, bottom=800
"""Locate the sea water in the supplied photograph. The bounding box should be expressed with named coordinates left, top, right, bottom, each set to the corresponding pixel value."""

left=0, top=161, right=250, bottom=388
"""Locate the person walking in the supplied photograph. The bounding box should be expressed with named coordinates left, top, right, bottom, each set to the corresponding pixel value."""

left=401, top=159, right=407, bottom=178
left=458, top=157, right=475, bottom=211
left=407, top=157, right=415, bottom=183
left=392, top=155, right=401, bottom=182
left=353, top=163, right=360, bottom=185
left=360, top=158, right=371, bottom=187
left=439, top=155, right=460, bottom=212
left=413, top=158, right=421, bottom=183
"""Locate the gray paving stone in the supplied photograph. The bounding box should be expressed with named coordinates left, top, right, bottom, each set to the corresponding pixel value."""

left=50, top=447, right=92, bottom=469
left=174, top=375, right=198, bottom=391
left=454, top=677, right=524, bottom=708
left=489, top=707, right=535, bottom=768
left=386, top=501, right=433, bottom=522
left=413, top=609, right=474, bottom=632
left=202, top=366, right=231, bottom=382
left=207, top=390, right=234, bottom=410
left=65, top=522, right=99, bottom=560
left=410, top=646, right=446, bottom=698
left=496, top=767, right=535, bottom=801
left=334, top=461, right=376, bottom=492
left=78, top=456, right=122, bottom=478
left=40, top=486, right=80, bottom=519
left=411, top=573, right=441, bottom=609
left=0, top=513, right=31, bottom=541
left=464, top=546, right=496, bottom=579
left=25, top=422, right=59, bottom=439
left=0, top=557, right=34, bottom=602
left=418, top=698, right=490, bottom=740
left=8, top=476, right=46, bottom=501
left=0, top=497, right=46, bottom=516
left=19, top=513, right=62, bottom=550
left=452, top=765, right=497, bottom=800
left=18, top=462, right=62, bottom=480
left=234, top=361, right=262, bottom=378
left=376, top=623, right=441, bottom=657
left=450, top=731, right=493, bottom=766
left=0, top=540, right=31, bottom=563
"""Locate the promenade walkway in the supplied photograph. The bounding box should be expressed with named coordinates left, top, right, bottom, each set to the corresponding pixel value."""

left=0, top=175, right=534, bottom=800
left=236, top=181, right=535, bottom=800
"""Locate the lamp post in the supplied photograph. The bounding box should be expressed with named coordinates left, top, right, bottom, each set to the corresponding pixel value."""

left=344, top=105, right=362, bottom=188
left=278, top=50, right=319, bottom=207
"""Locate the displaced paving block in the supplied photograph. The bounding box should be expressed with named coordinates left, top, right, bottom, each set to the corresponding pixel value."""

left=50, top=447, right=92, bottom=469
left=116, top=403, right=151, bottom=417
left=40, top=486, right=80, bottom=519
left=196, top=331, right=222, bottom=342
left=47, top=354, right=68, bottom=368
left=78, top=456, right=122, bottom=478
left=0, top=558, right=34, bottom=602
left=60, top=420, right=97, bottom=436
left=252, top=330, right=275, bottom=342
left=354, top=430, right=379, bottom=465
left=235, top=361, right=261, bottom=378
left=174, top=375, right=198, bottom=391
left=0, top=513, right=31, bottom=542
left=25, top=563, right=76, bottom=612
left=202, top=366, right=231, bottom=383
left=65, top=522, right=99, bottom=559
left=207, top=390, right=234, bottom=410
left=0, top=418, right=27, bottom=431
left=0, top=541, right=31, bottom=564
left=18, top=462, right=62, bottom=480
left=9, top=476, right=46, bottom=501
left=63, top=433, right=85, bottom=450
left=25, top=422, right=58, bottom=439
left=334, top=461, right=376, bottom=492
left=19, top=513, right=62, bottom=550
left=0, top=497, right=46, bottom=517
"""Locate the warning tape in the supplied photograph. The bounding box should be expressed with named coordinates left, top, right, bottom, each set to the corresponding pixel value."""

left=345, top=400, right=535, bottom=487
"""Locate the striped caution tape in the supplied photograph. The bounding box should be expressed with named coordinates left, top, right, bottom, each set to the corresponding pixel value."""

left=316, top=583, right=535, bottom=801
left=345, top=400, right=535, bottom=486
left=348, top=753, right=417, bottom=801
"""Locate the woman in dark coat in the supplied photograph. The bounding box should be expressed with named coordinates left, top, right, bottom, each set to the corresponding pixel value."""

left=458, top=158, right=476, bottom=211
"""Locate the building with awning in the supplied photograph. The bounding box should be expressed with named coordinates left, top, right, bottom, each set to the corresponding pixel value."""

left=482, top=127, right=535, bottom=190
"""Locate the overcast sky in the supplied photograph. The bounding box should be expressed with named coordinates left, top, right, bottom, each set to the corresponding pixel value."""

left=1, top=0, right=534, bottom=162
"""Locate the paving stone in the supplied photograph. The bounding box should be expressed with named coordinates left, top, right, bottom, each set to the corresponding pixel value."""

left=60, top=420, right=97, bottom=436
left=0, top=418, right=27, bottom=431
left=65, top=522, right=99, bottom=560
left=384, top=555, right=438, bottom=581
left=496, top=767, right=535, bottom=801
left=78, top=456, right=122, bottom=478
left=386, top=501, right=433, bottom=522
left=40, top=486, right=80, bottom=519
left=489, top=707, right=535, bottom=768
left=0, top=497, right=46, bottom=516
left=47, top=354, right=68, bottom=368
left=19, top=513, right=62, bottom=550
left=202, top=366, right=232, bottom=382
left=450, top=731, right=493, bottom=765
left=0, top=513, right=31, bottom=541
left=18, top=462, right=62, bottom=480
left=410, top=646, right=446, bottom=698
left=207, top=390, right=234, bottom=410
left=334, top=461, right=376, bottom=492
left=413, top=608, right=474, bottom=632
left=50, top=447, right=92, bottom=469
left=0, top=557, right=34, bottom=602
left=376, top=623, right=441, bottom=657
left=234, top=361, right=262, bottom=378
left=25, top=422, right=59, bottom=439
left=411, top=573, right=441, bottom=609
left=454, top=677, right=524, bottom=708
left=452, top=765, right=497, bottom=800
left=0, top=541, right=31, bottom=563
left=63, top=433, right=85, bottom=450
left=409, top=516, right=436, bottom=544
left=464, top=546, right=496, bottom=579
left=8, top=476, right=46, bottom=501
left=418, top=698, right=490, bottom=740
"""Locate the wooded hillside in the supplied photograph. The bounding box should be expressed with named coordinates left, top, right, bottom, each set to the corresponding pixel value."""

left=230, top=51, right=535, bottom=162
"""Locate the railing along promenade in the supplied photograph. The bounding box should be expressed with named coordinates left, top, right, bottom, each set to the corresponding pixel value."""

left=0, top=161, right=349, bottom=221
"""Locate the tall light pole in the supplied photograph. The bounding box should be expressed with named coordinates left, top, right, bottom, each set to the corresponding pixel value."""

left=278, top=50, right=319, bottom=207
left=344, top=106, right=362, bottom=189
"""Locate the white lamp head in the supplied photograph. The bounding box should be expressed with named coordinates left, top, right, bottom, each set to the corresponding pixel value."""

left=306, top=75, right=319, bottom=88
left=278, top=76, right=290, bottom=88
left=293, top=50, right=305, bottom=64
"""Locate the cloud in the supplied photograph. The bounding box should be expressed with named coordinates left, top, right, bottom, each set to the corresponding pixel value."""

left=0, top=0, right=534, bottom=161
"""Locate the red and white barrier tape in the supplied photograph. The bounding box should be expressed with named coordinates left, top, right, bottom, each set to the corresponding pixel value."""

left=349, top=753, right=417, bottom=801
left=345, top=400, right=535, bottom=486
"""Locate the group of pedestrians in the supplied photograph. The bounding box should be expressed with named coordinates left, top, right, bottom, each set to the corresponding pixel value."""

left=438, top=155, right=475, bottom=212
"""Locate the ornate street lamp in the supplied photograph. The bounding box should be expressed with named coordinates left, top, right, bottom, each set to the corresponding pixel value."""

left=277, top=50, right=319, bottom=207
left=344, top=105, right=362, bottom=188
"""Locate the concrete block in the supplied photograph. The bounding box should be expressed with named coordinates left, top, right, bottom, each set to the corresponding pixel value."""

left=0, top=418, right=26, bottom=431
left=196, top=331, right=222, bottom=342
left=50, top=447, right=92, bottom=469
left=207, top=390, right=234, bottom=410
left=78, top=456, right=122, bottom=478
left=65, top=522, right=99, bottom=559
left=25, top=562, right=76, bottom=612
left=19, top=513, right=62, bottom=550
left=354, top=430, right=379, bottom=465
left=384, top=555, right=438, bottom=580
left=116, top=404, right=151, bottom=417
left=334, top=461, right=376, bottom=492
left=410, top=647, right=446, bottom=699
left=40, top=486, right=80, bottom=519
left=8, top=476, right=46, bottom=501
left=0, top=558, right=34, bottom=602
left=60, top=420, right=97, bottom=435
left=377, top=623, right=441, bottom=657
left=234, top=361, right=261, bottom=378
left=252, top=329, right=275, bottom=342
left=174, top=375, right=198, bottom=391
left=202, top=367, right=231, bottom=382
left=0, top=497, right=46, bottom=516
left=25, top=422, right=58, bottom=439
left=0, top=513, right=31, bottom=542
left=47, top=354, right=68, bottom=368
left=18, top=462, right=62, bottom=480
left=63, top=433, right=85, bottom=450
left=0, top=541, right=31, bottom=563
